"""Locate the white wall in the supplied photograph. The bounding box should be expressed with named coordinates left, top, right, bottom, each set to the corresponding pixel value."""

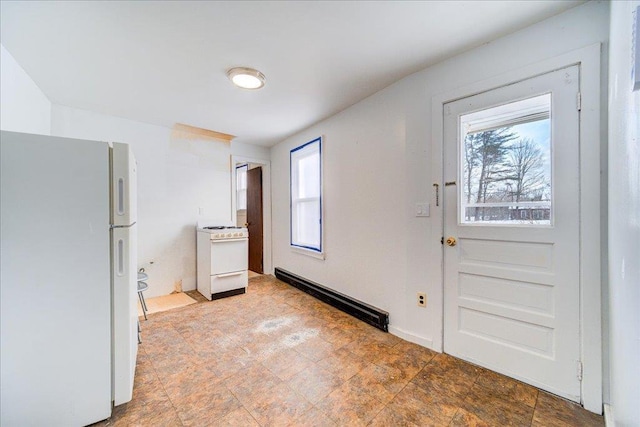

left=271, top=0, right=608, bottom=364
left=231, top=141, right=270, bottom=160
left=51, top=105, right=270, bottom=297
left=0, top=44, right=51, bottom=135
left=607, top=1, right=640, bottom=425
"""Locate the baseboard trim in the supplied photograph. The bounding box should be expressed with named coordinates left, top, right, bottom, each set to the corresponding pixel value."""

left=274, top=267, right=389, bottom=332
left=388, top=326, right=435, bottom=350
left=603, top=404, right=614, bottom=426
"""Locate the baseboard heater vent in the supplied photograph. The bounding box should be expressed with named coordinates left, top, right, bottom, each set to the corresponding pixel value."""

left=274, top=267, right=389, bottom=332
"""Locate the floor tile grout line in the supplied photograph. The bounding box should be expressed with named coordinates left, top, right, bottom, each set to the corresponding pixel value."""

left=177, top=322, right=239, bottom=425
left=141, top=343, right=187, bottom=427
left=530, top=389, right=541, bottom=427
left=465, top=366, right=541, bottom=426
left=223, top=352, right=314, bottom=427
left=224, top=386, right=263, bottom=427
left=448, top=408, right=464, bottom=426
left=148, top=321, right=250, bottom=426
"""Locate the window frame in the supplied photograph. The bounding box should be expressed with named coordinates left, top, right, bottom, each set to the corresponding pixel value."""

left=290, top=136, right=323, bottom=254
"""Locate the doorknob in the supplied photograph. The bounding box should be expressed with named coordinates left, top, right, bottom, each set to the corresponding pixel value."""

left=446, top=237, right=457, bottom=247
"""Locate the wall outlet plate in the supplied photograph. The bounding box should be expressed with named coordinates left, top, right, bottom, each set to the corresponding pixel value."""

left=417, top=292, right=427, bottom=307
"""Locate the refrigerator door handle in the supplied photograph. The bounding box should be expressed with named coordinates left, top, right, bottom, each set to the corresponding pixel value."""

left=117, top=238, right=124, bottom=276
left=117, top=178, right=125, bottom=215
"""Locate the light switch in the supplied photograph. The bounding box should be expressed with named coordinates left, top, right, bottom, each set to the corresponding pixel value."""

left=416, top=203, right=430, bottom=217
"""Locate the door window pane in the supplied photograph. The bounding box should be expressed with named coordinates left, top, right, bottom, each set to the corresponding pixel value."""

left=460, top=94, right=552, bottom=225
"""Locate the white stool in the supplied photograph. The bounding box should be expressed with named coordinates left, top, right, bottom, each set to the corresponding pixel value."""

left=137, top=280, right=149, bottom=320
left=136, top=271, right=149, bottom=344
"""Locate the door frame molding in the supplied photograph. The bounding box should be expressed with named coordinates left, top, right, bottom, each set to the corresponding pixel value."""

left=430, top=43, right=602, bottom=413
left=231, top=156, right=273, bottom=275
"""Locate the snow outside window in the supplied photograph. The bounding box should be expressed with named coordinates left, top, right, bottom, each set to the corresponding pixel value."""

left=290, top=137, right=322, bottom=252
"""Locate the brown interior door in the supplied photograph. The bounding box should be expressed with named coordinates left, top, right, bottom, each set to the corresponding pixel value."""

left=246, top=167, right=263, bottom=273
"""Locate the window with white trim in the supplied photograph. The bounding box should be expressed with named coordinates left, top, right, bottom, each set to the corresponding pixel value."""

left=290, top=137, right=322, bottom=252
left=236, top=164, right=247, bottom=210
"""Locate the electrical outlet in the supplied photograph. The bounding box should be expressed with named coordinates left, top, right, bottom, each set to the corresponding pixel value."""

left=417, top=292, right=427, bottom=307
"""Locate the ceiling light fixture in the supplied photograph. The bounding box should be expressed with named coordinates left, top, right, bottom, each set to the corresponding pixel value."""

left=227, top=67, right=266, bottom=90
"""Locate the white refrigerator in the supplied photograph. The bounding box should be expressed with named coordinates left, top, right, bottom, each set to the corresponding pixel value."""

left=0, top=131, right=138, bottom=426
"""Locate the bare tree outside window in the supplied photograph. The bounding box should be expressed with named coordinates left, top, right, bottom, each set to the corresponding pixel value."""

left=463, top=128, right=517, bottom=221
left=461, top=118, right=551, bottom=225
left=505, top=138, right=548, bottom=215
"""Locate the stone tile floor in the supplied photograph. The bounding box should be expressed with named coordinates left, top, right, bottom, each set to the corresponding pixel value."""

left=95, top=275, right=604, bottom=426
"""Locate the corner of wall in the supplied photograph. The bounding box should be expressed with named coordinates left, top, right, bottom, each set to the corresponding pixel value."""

left=0, top=43, right=52, bottom=135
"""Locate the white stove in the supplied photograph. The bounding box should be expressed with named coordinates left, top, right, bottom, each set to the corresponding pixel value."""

left=196, top=224, right=249, bottom=300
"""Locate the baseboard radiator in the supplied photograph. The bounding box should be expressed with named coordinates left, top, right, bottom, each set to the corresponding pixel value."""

left=274, top=267, right=389, bottom=332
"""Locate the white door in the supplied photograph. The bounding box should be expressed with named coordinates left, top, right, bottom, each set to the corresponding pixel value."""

left=443, top=66, right=581, bottom=401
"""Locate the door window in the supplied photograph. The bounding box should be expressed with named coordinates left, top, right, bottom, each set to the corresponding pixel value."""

left=460, top=94, right=552, bottom=226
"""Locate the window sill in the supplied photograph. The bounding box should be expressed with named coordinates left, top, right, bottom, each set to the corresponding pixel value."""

left=291, top=246, right=325, bottom=260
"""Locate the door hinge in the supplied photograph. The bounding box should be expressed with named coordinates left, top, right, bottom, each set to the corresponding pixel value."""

left=441, top=237, right=444, bottom=245
left=577, top=361, right=583, bottom=381
left=576, top=92, right=582, bottom=111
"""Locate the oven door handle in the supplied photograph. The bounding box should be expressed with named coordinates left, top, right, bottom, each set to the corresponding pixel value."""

left=215, top=271, right=244, bottom=278
left=210, top=238, right=248, bottom=242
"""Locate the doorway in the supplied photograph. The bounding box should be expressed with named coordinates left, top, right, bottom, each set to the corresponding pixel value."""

left=442, top=66, right=582, bottom=401
left=246, top=166, right=263, bottom=273
left=232, top=156, right=272, bottom=276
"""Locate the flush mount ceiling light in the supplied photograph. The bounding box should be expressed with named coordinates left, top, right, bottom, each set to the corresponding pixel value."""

left=227, top=67, right=266, bottom=90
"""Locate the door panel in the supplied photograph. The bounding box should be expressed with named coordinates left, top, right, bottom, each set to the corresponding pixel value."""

left=210, top=239, right=248, bottom=274
left=443, top=66, right=581, bottom=401
left=247, top=167, right=264, bottom=273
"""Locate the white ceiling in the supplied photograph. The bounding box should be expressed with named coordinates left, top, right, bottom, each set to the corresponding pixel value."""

left=0, top=1, right=583, bottom=147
